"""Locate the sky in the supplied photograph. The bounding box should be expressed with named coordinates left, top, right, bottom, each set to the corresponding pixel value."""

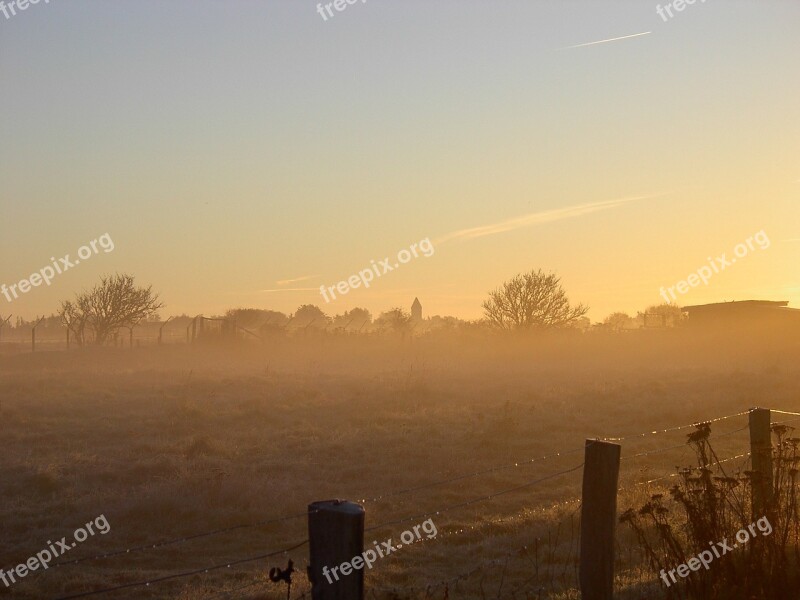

left=1, top=0, right=798, bottom=322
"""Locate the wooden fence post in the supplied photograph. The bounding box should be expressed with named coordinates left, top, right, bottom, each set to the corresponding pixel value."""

left=31, top=316, right=45, bottom=352
left=159, top=317, right=173, bottom=346
left=749, top=408, right=773, bottom=515
left=0, top=314, right=9, bottom=342
left=580, top=439, right=621, bottom=600
left=308, top=500, right=364, bottom=600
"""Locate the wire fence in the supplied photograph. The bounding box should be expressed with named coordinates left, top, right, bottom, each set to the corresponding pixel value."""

left=28, top=406, right=798, bottom=600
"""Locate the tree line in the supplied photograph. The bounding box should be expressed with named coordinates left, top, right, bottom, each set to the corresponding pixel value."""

left=0, top=269, right=682, bottom=345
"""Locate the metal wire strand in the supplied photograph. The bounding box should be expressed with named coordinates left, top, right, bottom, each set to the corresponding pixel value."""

left=364, top=462, right=585, bottom=534
left=52, top=511, right=311, bottom=568
left=52, top=540, right=309, bottom=600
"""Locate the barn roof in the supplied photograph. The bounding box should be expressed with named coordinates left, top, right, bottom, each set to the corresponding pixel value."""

left=682, top=300, right=791, bottom=313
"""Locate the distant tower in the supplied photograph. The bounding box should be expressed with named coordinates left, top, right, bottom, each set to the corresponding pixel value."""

left=411, top=297, right=422, bottom=321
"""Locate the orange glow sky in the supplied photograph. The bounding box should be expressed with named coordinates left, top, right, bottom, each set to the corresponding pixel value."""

left=1, top=1, right=798, bottom=321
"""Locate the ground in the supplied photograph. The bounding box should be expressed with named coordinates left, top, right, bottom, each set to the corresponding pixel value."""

left=0, top=331, right=798, bottom=599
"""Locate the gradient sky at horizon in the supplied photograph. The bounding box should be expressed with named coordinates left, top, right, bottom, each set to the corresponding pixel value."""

left=1, top=0, right=798, bottom=322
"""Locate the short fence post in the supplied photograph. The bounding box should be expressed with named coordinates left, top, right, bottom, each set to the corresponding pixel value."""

left=308, top=499, right=365, bottom=600
left=749, top=408, right=773, bottom=515
left=580, top=439, right=621, bottom=600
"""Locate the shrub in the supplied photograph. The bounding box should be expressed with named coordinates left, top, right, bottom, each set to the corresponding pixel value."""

left=621, top=423, right=800, bottom=599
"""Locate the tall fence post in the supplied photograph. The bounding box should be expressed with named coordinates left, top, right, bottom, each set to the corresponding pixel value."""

left=0, top=314, right=10, bottom=342
left=749, top=408, right=773, bottom=515
left=580, top=439, right=621, bottom=600
left=31, top=316, right=45, bottom=352
left=308, top=499, right=364, bottom=600
left=158, top=317, right=172, bottom=346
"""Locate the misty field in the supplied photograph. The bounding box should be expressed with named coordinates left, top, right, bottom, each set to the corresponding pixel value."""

left=1, top=331, right=799, bottom=599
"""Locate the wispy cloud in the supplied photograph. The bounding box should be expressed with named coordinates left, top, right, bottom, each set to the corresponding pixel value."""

left=260, top=287, right=318, bottom=293
left=276, top=275, right=316, bottom=286
left=435, top=193, right=665, bottom=245
left=560, top=31, right=652, bottom=50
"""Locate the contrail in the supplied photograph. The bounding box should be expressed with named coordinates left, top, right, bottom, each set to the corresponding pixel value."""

left=275, top=275, right=317, bottom=286
left=561, top=31, right=652, bottom=50
left=435, top=193, right=667, bottom=246
left=260, top=287, right=318, bottom=293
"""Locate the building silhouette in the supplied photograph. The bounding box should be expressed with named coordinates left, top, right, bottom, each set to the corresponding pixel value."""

left=411, top=297, right=422, bottom=321
left=683, top=300, right=800, bottom=330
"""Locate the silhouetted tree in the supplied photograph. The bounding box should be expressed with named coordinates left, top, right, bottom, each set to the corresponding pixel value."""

left=225, top=308, right=290, bottom=329
left=59, top=274, right=163, bottom=345
left=639, top=303, right=685, bottom=327
left=293, top=304, right=330, bottom=329
left=332, top=308, right=372, bottom=331
left=482, top=269, right=588, bottom=330
left=426, top=315, right=464, bottom=331
left=60, top=301, right=90, bottom=346
left=375, top=308, right=413, bottom=336
left=603, top=312, right=635, bottom=332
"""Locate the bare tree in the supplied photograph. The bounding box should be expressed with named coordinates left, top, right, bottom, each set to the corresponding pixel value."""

left=60, top=300, right=89, bottom=346
left=59, top=274, right=163, bottom=345
left=482, top=269, right=588, bottom=330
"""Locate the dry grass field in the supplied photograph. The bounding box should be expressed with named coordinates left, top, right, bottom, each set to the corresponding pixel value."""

left=1, top=330, right=799, bottom=599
